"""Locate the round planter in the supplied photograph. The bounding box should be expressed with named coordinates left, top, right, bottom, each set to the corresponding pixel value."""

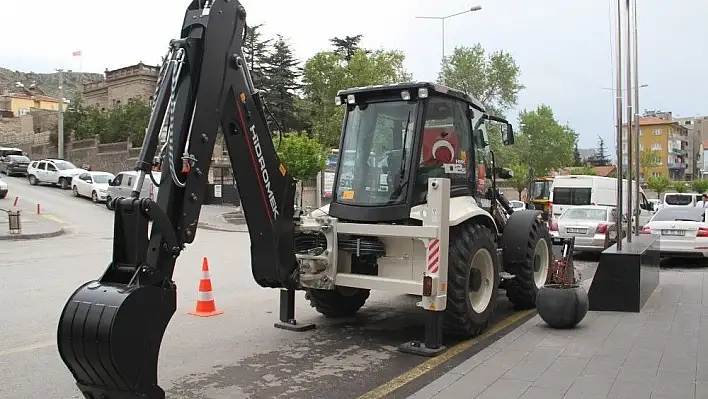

left=536, top=284, right=589, bottom=329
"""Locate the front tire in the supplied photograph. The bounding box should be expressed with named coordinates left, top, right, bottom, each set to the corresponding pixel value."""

left=105, top=195, right=112, bottom=209
left=444, top=223, right=501, bottom=338
left=28, top=175, right=38, bottom=185
left=72, top=186, right=79, bottom=197
left=60, top=178, right=70, bottom=190
left=91, top=191, right=99, bottom=203
left=502, top=210, right=553, bottom=309
left=305, top=287, right=370, bottom=318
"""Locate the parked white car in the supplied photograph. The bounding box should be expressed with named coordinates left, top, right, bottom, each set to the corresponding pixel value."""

left=72, top=171, right=115, bottom=203
left=641, top=206, right=708, bottom=259
left=509, top=200, right=526, bottom=210
left=0, top=176, right=7, bottom=199
left=27, top=159, right=88, bottom=190
left=550, top=205, right=623, bottom=252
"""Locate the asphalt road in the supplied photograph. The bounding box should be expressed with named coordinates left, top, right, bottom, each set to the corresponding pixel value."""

left=0, top=174, right=600, bottom=399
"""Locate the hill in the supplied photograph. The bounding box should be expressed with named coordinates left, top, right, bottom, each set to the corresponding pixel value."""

left=0, top=67, right=103, bottom=100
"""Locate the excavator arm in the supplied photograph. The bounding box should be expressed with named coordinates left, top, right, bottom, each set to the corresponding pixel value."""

left=57, top=1, right=298, bottom=397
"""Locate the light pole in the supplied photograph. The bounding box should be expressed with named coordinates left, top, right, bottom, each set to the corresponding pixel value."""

left=632, top=0, right=641, bottom=236
left=614, top=0, right=624, bottom=250
left=416, top=5, right=482, bottom=82
left=56, top=68, right=66, bottom=159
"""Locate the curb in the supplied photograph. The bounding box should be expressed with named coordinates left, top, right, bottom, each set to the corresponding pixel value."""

left=197, top=222, right=248, bottom=233
left=0, top=226, right=67, bottom=241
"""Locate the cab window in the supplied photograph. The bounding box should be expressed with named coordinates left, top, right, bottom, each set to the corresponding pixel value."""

left=414, top=96, right=472, bottom=199
left=111, top=174, right=123, bottom=186
left=47, top=163, right=57, bottom=172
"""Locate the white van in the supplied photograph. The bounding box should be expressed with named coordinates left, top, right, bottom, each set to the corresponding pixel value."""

left=550, top=175, right=654, bottom=227
left=661, top=192, right=701, bottom=208
left=105, top=170, right=161, bottom=208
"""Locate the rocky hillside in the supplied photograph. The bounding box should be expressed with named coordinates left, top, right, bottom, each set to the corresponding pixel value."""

left=0, top=67, right=103, bottom=100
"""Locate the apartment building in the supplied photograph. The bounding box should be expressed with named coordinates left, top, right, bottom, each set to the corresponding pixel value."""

left=622, top=114, right=690, bottom=180
left=675, top=115, right=708, bottom=176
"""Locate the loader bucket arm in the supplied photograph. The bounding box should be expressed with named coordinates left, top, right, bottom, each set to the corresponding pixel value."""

left=56, top=1, right=298, bottom=397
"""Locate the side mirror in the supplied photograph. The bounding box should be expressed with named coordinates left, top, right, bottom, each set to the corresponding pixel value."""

left=503, top=124, right=515, bottom=146
left=107, top=179, right=113, bottom=185
left=496, top=167, right=513, bottom=179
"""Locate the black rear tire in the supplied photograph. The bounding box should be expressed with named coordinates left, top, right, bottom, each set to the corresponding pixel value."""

left=305, top=287, right=370, bottom=318
left=502, top=210, right=553, bottom=310
left=444, top=223, right=501, bottom=338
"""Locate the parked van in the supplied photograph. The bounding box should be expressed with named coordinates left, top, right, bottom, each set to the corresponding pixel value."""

left=105, top=170, right=161, bottom=208
left=550, top=175, right=654, bottom=227
left=0, top=147, right=24, bottom=160
left=661, top=192, right=701, bottom=208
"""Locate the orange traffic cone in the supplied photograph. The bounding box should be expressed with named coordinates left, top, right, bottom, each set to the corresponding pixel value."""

left=188, top=257, right=224, bottom=317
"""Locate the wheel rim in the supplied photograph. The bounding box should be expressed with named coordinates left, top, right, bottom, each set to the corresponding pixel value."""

left=468, top=248, right=495, bottom=313
left=73, top=187, right=78, bottom=196
left=534, top=238, right=550, bottom=288
left=92, top=192, right=97, bottom=202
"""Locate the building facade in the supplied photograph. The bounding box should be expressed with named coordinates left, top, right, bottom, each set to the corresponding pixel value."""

left=82, top=62, right=159, bottom=110
left=622, top=115, right=690, bottom=180
left=0, top=86, right=64, bottom=117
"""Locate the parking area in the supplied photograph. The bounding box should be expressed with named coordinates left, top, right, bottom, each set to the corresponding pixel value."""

left=0, top=173, right=627, bottom=399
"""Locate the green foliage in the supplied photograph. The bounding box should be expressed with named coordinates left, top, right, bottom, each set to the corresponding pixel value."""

left=691, top=179, right=708, bottom=194
left=242, top=24, right=272, bottom=90
left=672, top=181, right=689, bottom=193
left=330, top=35, right=368, bottom=61
left=300, top=47, right=411, bottom=148
left=53, top=96, right=150, bottom=145
left=438, top=44, right=524, bottom=115
left=506, top=164, right=530, bottom=200
left=588, top=136, right=611, bottom=166
left=262, top=34, right=302, bottom=133
left=573, top=144, right=582, bottom=166
left=646, top=175, right=671, bottom=197
left=639, top=149, right=661, bottom=178
left=570, top=166, right=597, bottom=175
left=512, top=104, right=577, bottom=177
left=276, top=134, right=327, bottom=181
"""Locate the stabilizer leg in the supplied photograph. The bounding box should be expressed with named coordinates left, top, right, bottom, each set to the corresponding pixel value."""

left=398, top=310, right=447, bottom=357
left=273, top=288, right=315, bottom=332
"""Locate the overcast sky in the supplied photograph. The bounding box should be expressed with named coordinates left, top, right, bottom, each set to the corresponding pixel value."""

left=3, top=0, right=706, bottom=151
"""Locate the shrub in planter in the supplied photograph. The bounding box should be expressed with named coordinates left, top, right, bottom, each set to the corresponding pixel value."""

left=537, top=237, right=588, bottom=329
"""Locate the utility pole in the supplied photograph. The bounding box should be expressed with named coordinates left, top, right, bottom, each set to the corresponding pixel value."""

left=625, top=0, right=633, bottom=242
left=415, top=5, right=482, bottom=84
left=57, top=69, right=65, bottom=159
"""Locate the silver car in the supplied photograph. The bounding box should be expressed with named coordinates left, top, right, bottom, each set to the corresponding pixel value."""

left=549, top=205, right=622, bottom=252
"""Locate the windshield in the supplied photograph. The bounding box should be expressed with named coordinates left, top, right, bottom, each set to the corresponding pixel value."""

left=335, top=100, right=419, bottom=206
left=8, top=155, right=29, bottom=162
left=552, top=187, right=592, bottom=205
left=652, top=207, right=704, bottom=222
left=561, top=208, right=608, bottom=221
left=54, top=160, right=77, bottom=170
left=664, top=194, right=693, bottom=206
left=531, top=181, right=551, bottom=199
left=92, top=174, right=113, bottom=184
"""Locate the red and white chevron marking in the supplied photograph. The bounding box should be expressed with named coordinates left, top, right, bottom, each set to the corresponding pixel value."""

left=427, top=238, right=440, bottom=274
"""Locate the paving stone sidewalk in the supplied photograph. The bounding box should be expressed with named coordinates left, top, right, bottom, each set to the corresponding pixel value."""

left=198, top=204, right=247, bottom=232
left=407, top=269, right=708, bottom=399
left=0, top=209, right=66, bottom=240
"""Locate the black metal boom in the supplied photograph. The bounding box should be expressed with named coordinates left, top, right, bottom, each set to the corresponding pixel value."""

left=56, top=1, right=298, bottom=397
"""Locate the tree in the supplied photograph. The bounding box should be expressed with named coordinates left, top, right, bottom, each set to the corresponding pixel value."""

left=103, top=98, right=152, bottom=145
left=639, top=149, right=661, bottom=179
left=513, top=104, right=577, bottom=177
left=672, top=181, right=689, bottom=193
left=588, top=136, right=611, bottom=166
left=692, top=179, right=708, bottom=194
left=573, top=144, right=582, bottom=166
left=300, top=48, right=412, bottom=148
left=242, top=24, right=272, bottom=90
left=438, top=44, right=524, bottom=116
left=646, top=175, right=671, bottom=198
left=277, top=134, right=328, bottom=206
left=262, top=35, right=302, bottom=133
left=506, top=163, right=530, bottom=200
left=330, top=35, right=368, bottom=61
left=570, top=166, right=597, bottom=175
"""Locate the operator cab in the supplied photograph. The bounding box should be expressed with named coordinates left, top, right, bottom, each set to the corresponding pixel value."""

left=329, top=82, right=514, bottom=223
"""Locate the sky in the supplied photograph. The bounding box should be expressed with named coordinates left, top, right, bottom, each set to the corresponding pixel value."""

left=3, top=0, right=707, bottom=153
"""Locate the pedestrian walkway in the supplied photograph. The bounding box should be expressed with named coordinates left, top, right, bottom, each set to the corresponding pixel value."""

left=407, top=268, right=707, bottom=399
left=0, top=208, right=66, bottom=240
left=198, top=204, right=247, bottom=232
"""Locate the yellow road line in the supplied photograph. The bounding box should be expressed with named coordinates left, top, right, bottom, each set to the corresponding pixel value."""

left=356, top=309, right=536, bottom=399
left=0, top=340, right=55, bottom=356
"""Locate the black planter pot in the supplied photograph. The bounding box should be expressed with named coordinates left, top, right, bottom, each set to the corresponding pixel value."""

left=536, top=284, right=589, bottom=329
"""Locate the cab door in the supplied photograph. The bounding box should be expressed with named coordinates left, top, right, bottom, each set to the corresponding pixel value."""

left=45, top=161, right=60, bottom=184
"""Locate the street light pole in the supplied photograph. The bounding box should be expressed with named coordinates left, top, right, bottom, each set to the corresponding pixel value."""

left=416, top=5, right=482, bottom=83
left=56, top=69, right=65, bottom=159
